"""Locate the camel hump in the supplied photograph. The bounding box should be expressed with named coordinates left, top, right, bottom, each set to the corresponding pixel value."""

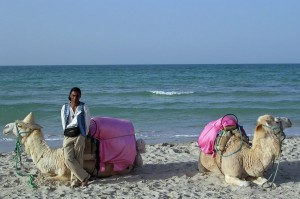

left=89, top=117, right=134, bottom=140
left=197, top=115, right=239, bottom=157
left=88, top=117, right=137, bottom=172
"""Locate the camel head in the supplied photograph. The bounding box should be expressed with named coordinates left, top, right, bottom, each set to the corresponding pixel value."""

left=3, top=112, right=42, bottom=138
left=254, top=114, right=292, bottom=142
left=257, top=114, right=292, bottom=133
left=274, top=116, right=292, bottom=129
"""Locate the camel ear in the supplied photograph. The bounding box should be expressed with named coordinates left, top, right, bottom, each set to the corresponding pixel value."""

left=23, top=112, right=36, bottom=124
left=29, top=123, right=43, bottom=130
left=264, top=120, right=272, bottom=127
left=264, top=116, right=275, bottom=128
left=255, top=124, right=262, bottom=131
left=255, top=124, right=266, bottom=138
left=22, top=112, right=42, bottom=130
left=257, top=114, right=273, bottom=125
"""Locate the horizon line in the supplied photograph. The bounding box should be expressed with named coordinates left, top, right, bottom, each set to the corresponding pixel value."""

left=1, top=63, right=300, bottom=67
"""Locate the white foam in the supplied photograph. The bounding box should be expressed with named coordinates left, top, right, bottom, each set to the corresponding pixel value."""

left=149, top=90, right=194, bottom=96
left=174, top=134, right=198, bottom=138
left=0, top=137, right=15, bottom=142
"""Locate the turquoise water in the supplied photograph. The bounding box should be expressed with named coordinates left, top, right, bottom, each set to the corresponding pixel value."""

left=0, top=64, right=299, bottom=150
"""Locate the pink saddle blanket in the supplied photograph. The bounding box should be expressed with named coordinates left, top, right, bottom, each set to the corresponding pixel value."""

left=197, top=115, right=237, bottom=157
left=89, top=117, right=137, bottom=172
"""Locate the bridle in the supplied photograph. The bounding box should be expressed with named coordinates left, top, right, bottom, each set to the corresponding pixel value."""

left=13, top=122, right=38, bottom=189
left=262, top=120, right=286, bottom=141
left=15, top=121, right=33, bottom=138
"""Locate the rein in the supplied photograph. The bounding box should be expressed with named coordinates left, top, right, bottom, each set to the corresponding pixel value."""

left=14, top=124, right=38, bottom=189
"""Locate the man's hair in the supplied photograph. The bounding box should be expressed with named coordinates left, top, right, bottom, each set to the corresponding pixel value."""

left=68, top=87, right=81, bottom=101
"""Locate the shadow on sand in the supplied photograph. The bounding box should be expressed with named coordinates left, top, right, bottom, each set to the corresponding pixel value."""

left=95, top=159, right=300, bottom=186
left=95, top=161, right=199, bottom=184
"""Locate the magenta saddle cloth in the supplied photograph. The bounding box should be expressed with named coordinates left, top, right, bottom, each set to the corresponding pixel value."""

left=197, top=115, right=237, bottom=157
left=89, top=117, right=137, bottom=172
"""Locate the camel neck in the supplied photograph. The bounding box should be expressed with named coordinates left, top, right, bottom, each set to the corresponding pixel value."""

left=22, top=130, right=49, bottom=164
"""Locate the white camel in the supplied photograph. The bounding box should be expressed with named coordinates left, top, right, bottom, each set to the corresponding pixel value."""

left=198, top=114, right=292, bottom=186
left=3, top=112, right=146, bottom=181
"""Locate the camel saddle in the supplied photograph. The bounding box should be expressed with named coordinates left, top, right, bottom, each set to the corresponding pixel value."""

left=87, top=117, right=137, bottom=172
left=198, top=115, right=248, bottom=157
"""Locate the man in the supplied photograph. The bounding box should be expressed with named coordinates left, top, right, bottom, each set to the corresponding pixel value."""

left=61, top=87, right=91, bottom=187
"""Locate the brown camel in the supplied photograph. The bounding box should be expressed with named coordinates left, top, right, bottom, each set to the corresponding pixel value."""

left=198, top=114, right=292, bottom=186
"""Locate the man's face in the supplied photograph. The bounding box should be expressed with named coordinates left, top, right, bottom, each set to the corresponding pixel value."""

left=70, top=91, right=80, bottom=105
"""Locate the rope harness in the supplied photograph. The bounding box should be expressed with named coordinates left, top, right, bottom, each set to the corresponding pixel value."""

left=14, top=123, right=38, bottom=189
left=214, top=114, right=249, bottom=157
left=214, top=126, right=248, bottom=157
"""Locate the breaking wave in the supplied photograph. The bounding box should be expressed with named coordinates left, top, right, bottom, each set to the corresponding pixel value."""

left=149, top=90, right=194, bottom=96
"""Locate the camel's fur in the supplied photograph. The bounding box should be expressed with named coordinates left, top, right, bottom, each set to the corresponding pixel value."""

left=198, top=114, right=292, bottom=186
left=3, top=112, right=145, bottom=181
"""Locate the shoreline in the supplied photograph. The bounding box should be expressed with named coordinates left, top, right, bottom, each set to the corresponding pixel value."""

left=1, top=137, right=300, bottom=198
left=0, top=134, right=298, bottom=153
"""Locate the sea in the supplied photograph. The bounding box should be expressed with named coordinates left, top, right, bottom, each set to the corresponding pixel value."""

left=0, top=64, right=299, bottom=152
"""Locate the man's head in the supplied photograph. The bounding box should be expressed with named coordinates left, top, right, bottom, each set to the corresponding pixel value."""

left=68, top=87, right=81, bottom=104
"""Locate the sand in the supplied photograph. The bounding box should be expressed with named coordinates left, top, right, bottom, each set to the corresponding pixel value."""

left=1, top=137, right=300, bottom=199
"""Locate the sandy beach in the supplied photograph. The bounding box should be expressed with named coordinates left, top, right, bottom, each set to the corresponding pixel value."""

left=1, top=137, right=300, bottom=199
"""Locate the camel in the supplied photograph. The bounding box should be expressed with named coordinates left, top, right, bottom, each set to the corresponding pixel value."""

left=198, top=114, right=292, bottom=186
left=3, top=112, right=146, bottom=181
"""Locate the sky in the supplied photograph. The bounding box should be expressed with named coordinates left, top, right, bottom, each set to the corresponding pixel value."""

left=0, top=0, right=300, bottom=65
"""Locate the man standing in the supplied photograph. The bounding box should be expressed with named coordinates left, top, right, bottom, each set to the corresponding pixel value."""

left=61, top=87, right=91, bottom=187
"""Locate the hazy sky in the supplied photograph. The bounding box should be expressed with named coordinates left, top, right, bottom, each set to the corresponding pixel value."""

left=1, top=1, right=299, bottom=65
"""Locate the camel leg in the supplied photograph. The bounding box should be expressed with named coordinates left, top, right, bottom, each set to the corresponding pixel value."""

left=225, top=174, right=250, bottom=187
